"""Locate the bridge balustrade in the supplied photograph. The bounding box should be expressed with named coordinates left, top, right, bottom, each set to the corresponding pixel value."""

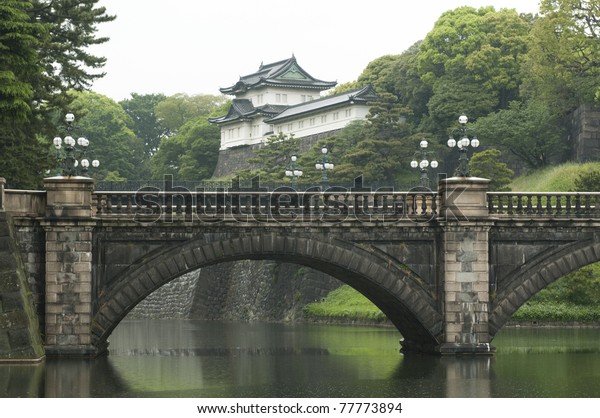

left=487, top=192, right=600, bottom=217
left=91, top=190, right=438, bottom=222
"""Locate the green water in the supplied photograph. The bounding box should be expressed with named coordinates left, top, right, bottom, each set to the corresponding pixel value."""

left=2, top=320, right=600, bottom=397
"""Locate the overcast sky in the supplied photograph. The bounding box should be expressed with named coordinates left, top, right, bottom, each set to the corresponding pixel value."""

left=90, top=0, right=542, bottom=102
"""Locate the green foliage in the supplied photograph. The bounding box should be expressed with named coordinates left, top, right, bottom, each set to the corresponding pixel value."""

left=303, top=285, right=386, bottom=321
left=469, top=149, right=513, bottom=191
left=538, top=264, right=600, bottom=306
left=512, top=302, right=600, bottom=322
left=119, top=93, right=168, bottom=158
left=356, top=55, right=403, bottom=94
left=473, top=100, right=568, bottom=169
left=418, top=6, right=531, bottom=132
left=67, top=91, right=145, bottom=181
left=0, top=0, right=113, bottom=188
left=150, top=118, right=220, bottom=180
left=238, top=132, right=302, bottom=183
left=149, top=94, right=228, bottom=180
left=387, top=42, right=431, bottom=128
left=523, top=0, right=600, bottom=114
left=510, top=162, right=600, bottom=191
left=573, top=170, right=600, bottom=191
left=0, top=0, right=45, bottom=122
left=31, top=0, right=115, bottom=105
left=154, top=93, right=227, bottom=134
left=0, top=0, right=51, bottom=188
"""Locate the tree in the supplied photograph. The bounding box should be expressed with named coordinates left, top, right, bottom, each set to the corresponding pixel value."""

left=418, top=6, right=531, bottom=133
left=523, top=0, right=600, bottom=114
left=155, top=93, right=228, bottom=134
left=473, top=100, right=568, bottom=169
left=0, top=0, right=45, bottom=121
left=469, top=149, right=514, bottom=191
left=0, top=0, right=51, bottom=188
left=0, top=0, right=114, bottom=188
left=356, top=55, right=403, bottom=93
left=387, top=42, right=432, bottom=129
left=66, top=91, right=145, bottom=181
left=119, top=93, right=168, bottom=158
left=150, top=117, right=220, bottom=180
left=30, top=0, right=115, bottom=102
left=239, top=133, right=302, bottom=184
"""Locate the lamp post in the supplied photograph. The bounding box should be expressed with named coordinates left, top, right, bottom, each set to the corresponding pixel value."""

left=447, top=114, right=479, bottom=177
left=410, top=140, right=438, bottom=189
left=285, top=155, right=303, bottom=189
left=53, top=113, right=99, bottom=177
left=315, top=146, right=334, bottom=189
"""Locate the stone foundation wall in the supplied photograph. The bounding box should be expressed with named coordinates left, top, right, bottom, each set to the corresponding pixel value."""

left=127, top=270, right=200, bottom=319
left=0, top=212, right=44, bottom=361
left=127, top=261, right=340, bottom=322
left=571, top=104, right=600, bottom=162
left=212, top=130, right=339, bottom=179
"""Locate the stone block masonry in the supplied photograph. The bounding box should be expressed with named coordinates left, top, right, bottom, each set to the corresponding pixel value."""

left=42, top=221, right=97, bottom=356
left=0, top=211, right=45, bottom=362
left=439, top=223, right=493, bottom=354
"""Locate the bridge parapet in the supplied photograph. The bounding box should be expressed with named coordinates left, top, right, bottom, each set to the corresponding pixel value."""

left=91, top=189, right=439, bottom=223
left=488, top=192, right=600, bottom=217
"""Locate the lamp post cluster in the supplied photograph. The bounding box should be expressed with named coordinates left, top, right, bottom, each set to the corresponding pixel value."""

left=283, top=116, right=480, bottom=190
left=53, top=113, right=99, bottom=177
left=285, top=155, right=303, bottom=189
left=410, top=140, right=438, bottom=189
left=447, top=114, right=479, bottom=177
left=285, top=146, right=334, bottom=190
left=315, top=146, right=334, bottom=188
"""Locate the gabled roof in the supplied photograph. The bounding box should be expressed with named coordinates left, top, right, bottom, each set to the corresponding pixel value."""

left=264, top=85, right=379, bottom=123
left=220, top=56, right=337, bottom=95
left=208, top=99, right=287, bottom=125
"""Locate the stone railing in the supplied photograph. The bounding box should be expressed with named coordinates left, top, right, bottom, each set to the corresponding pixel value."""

left=91, top=189, right=438, bottom=222
left=488, top=192, right=600, bottom=217
left=0, top=180, right=46, bottom=217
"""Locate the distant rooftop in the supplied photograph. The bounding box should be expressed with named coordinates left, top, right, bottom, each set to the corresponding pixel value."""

left=220, top=56, right=337, bottom=95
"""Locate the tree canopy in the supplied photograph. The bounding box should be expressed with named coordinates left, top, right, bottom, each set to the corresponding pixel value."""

left=4, top=1, right=600, bottom=189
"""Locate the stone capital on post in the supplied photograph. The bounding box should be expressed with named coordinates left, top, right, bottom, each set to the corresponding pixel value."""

left=438, top=176, right=490, bottom=221
left=43, top=176, right=95, bottom=219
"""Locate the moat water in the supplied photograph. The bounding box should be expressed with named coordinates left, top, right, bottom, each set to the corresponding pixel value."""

left=2, top=320, right=600, bottom=398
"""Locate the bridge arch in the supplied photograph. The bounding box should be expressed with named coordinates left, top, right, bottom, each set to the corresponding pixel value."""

left=490, top=239, right=600, bottom=335
left=91, top=232, right=443, bottom=353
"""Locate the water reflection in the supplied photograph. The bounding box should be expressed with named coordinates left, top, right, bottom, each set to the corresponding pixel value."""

left=2, top=321, right=600, bottom=397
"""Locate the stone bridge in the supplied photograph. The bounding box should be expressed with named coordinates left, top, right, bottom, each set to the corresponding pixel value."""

left=2, top=175, right=600, bottom=360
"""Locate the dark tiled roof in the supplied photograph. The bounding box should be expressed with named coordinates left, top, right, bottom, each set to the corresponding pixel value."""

left=220, top=56, right=336, bottom=95
left=265, top=85, right=379, bottom=123
left=208, top=99, right=288, bottom=125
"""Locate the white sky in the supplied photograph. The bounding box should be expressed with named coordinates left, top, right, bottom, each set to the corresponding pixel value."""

left=90, top=0, right=542, bottom=102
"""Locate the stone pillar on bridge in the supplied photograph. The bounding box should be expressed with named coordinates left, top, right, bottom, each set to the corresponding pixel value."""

left=41, top=176, right=101, bottom=357
left=438, top=177, right=495, bottom=355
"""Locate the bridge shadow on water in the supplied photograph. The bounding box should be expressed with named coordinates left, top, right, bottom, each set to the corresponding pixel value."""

left=0, top=347, right=504, bottom=398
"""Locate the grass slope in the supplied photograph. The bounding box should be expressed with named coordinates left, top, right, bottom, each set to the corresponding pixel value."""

left=509, top=161, right=600, bottom=191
